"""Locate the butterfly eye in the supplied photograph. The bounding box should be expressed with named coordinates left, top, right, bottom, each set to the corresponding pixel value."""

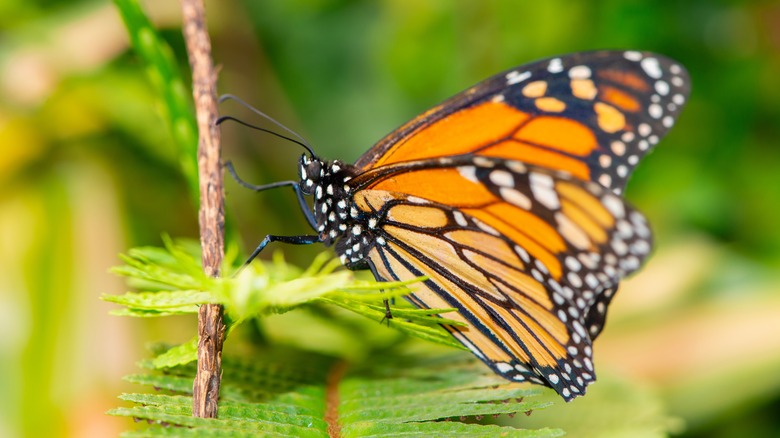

left=299, top=161, right=323, bottom=196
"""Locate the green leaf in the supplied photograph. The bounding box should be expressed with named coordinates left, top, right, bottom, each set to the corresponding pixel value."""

left=113, top=0, right=199, bottom=196
left=145, top=337, right=198, bottom=369
left=111, top=350, right=564, bottom=437
left=513, top=374, right=680, bottom=438
left=102, top=290, right=210, bottom=312
left=319, top=297, right=466, bottom=350
left=109, top=308, right=196, bottom=318
left=106, top=240, right=462, bottom=354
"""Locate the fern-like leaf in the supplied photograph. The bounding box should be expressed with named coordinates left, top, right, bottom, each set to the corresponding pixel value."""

left=104, top=239, right=464, bottom=367
left=110, top=350, right=564, bottom=437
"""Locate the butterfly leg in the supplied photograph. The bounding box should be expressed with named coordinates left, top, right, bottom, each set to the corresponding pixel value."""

left=381, top=300, right=393, bottom=325
left=367, top=259, right=394, bottom=325
left=240, top=234, right=320, bottom=272
left=224, top=161, right=316, bottom=229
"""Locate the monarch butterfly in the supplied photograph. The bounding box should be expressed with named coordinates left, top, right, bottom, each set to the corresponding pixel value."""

left=232, top=51, right=690, bottom=401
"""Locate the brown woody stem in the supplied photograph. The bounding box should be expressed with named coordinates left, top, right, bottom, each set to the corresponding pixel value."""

left=180, top=0, right=226, bottom=418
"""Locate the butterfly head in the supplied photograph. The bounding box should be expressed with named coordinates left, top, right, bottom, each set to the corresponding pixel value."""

left=298, top=154, right=323, bottom=195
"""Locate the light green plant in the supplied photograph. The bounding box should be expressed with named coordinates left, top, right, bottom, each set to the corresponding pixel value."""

left=109, top=350, right=563, bottom=438
left=104, top=237, right=467, bottom=367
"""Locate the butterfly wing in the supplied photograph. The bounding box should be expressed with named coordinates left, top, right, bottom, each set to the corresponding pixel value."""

left=354, top=50, right=690, bottom=194
left=350, top=157, right=651, bottom=400
left=582, top=285, right=617, bottom=340
left=335, top=51, right=689, bottom=400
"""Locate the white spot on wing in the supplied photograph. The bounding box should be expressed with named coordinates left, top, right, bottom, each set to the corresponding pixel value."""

left=506, top=70, right=532, bottom=85
left=507, top=161, right=527, bottom=173
left=475, top=219, right=501, bottom=236
left=453, top=211, right=468, bottom=227
left=565, top=256, right=581, bottom=271
left=640, top=57, right=663, bottom=79
left=567, top=272, right=583, bottom=288
left=568, top=65, right=591, bottom=79
left=529, top=172, right=559, bottom=210
left=649, top=103, right=663, bottom=119
left=623, top=51, right=642, bottom=61
left=655, top=80, right=670, bottom=96
left=501, top=187, right=532, bottom=210
left=611, top=141, right=626, bottom=156
left=496, top=362, right=514, bottom=373
left=514, top=245, right=530, bottom=263
left=473, top=156, right=495, bottom=167
left=489, top=169, right=514, bottom=187
left=602, top=194, right=625, bottom=218
left=458, top=166, right=478, bottom=183
left=548, top=58, right=564, bottom=73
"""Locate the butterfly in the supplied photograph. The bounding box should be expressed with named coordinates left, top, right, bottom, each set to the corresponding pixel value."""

left=235, top=51, right=690, bottom=401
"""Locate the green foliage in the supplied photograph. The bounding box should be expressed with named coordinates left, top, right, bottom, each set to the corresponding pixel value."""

left=104, top=238, right=466, bottom=370
left=113, top=0, right=199, bottom=196
left=514, top=376, right=683, bottom=438
left=109, top=350, right=563, bottom=437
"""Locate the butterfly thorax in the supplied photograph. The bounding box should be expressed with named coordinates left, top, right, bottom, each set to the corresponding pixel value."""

left=299, top=154, right=373, bottom=269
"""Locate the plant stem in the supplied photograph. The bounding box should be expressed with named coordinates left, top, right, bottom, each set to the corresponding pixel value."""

left=180, top=0, right=225, bottom=418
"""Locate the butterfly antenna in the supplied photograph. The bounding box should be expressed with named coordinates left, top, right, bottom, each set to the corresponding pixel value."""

left=217, top=116, right=313, bottom=153
left=219, top=94, right=316, bottom=157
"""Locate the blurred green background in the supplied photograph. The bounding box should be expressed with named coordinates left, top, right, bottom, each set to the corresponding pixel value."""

left=2, top=0, right=779, bottom=436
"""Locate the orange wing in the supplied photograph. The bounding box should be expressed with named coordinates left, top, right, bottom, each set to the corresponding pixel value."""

left=349, top=157, right=652, bottom=400
left=354, top=51, right=690, bottom=194
left=328, top=51, right=689, bottom=400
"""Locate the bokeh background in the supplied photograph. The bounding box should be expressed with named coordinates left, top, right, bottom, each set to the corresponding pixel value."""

left=2, top=0, right=779, bottom=437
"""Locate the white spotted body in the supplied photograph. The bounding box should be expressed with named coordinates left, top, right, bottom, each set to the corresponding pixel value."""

left=298, top=155, right=377, bottom=268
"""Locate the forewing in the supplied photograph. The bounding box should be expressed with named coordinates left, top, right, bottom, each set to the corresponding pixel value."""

left=355, top=50, right=690, bottom=193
